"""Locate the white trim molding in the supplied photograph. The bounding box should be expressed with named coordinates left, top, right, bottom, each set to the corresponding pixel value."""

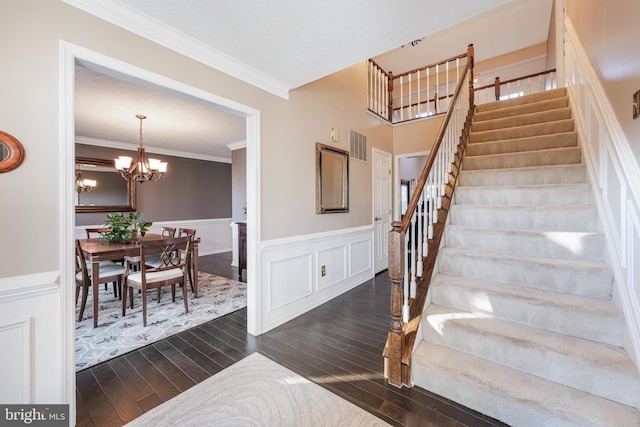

left=260, top=226, right=374, bottom=333
left=62, top=0, right=290, bottom=99
left=565, top=18, right=640, bottom=371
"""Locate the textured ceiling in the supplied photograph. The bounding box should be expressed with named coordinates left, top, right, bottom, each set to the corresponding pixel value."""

left=68, top=0, right=553, bottom=160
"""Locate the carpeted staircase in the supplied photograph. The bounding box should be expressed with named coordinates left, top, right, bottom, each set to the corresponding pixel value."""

left=411, top=88, right=640, bottom=426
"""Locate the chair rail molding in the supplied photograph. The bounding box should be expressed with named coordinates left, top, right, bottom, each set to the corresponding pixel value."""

left=565, top=17, right=640, bottom=370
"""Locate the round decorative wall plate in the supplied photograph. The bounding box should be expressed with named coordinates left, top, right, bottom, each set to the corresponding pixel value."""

left=0, top=130, right=25, bottom=172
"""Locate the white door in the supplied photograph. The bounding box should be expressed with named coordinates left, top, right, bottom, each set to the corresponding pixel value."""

left=373, top=148, right=392, bottom=273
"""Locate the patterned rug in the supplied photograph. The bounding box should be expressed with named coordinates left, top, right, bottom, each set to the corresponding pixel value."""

left=75, top=271, right=246, bottom=372
left=125, top=353, right=390, bottom=426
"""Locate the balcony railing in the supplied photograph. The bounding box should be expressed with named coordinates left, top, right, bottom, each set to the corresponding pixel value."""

left=368, top=46, right=472, bottom=124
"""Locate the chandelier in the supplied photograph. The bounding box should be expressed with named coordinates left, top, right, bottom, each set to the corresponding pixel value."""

left=115, top=114, right=167, bottom=183
left=75, top=170, right=96, bottom=192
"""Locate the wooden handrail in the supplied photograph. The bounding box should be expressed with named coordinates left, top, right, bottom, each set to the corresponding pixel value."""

left=384, top=44, right=475, bottom=388
left=368, top=58, right=391, bottom=79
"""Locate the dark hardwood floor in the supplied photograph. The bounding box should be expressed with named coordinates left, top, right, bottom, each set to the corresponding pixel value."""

left=76, top=252, right=507, bottom=427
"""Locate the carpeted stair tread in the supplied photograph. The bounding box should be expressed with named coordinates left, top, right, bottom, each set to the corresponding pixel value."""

left=465, top=131, right=577, bottom=156
left=463, top=146, right=581, bottom=170
left=411, top=341, right=640, bottom=427
left=448, top=204, right=599, bottom=231
left=474, top=96, right=569, bottom=122
left=470, top=119, right=575, bottom=143
left=471, top=107, right=572, bottom=132
left=475, top=87, right=567, bottom=113
left=422, top=304, right=639, bottom=406
left=457, top=163, right=586, bottom=187
left=454, top=182, right=592, bottom=206
left=437, top=247, right=613, bottom=300
left=430, top=274, right=623, bottom=346
left=445, top=224, right=605, bottom=262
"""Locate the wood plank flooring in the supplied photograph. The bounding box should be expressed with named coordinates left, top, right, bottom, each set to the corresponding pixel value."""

left=76, top=252, right=507, bottom=427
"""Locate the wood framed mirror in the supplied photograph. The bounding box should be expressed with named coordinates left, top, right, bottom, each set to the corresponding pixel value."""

left=75, top=157, right=136, bottom=213
left=0, top=131, right=25, bottom=173
left=316, top=143, right=349, bottom=214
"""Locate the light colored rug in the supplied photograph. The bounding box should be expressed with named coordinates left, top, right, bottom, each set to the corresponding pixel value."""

left=75, top=271, right=246, bottom=371
left=125, top=352, right=390, bottom=427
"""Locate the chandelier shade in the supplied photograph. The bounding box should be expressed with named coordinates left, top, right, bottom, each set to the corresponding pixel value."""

left=75, top=170, right=96, bottom=193
left=116, top=115, right=167, bottom=183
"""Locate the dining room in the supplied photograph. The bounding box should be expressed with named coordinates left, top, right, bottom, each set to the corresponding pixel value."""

left=73, top=62, right=250, bottom=371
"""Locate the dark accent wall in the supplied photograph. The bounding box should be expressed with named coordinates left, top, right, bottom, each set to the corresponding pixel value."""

left=75, top=144, right=231, bottom=226
left=231, top=147, right=247, bottom=222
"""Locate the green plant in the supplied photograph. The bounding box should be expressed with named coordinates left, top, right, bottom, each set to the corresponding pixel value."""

left=242, top=206, right=247, bottom=217
left=101, top=212, right=153, bottom=244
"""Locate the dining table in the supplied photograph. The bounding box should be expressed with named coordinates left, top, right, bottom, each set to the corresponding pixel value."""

left=79, top=233, right=199, bottom=327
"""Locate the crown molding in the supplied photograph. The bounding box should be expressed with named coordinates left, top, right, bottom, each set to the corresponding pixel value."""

left=63, top=0, right=290, bottom=100
left=76, top=136, right=231, bottom=164
left=226, top=140, right=247, bottom=151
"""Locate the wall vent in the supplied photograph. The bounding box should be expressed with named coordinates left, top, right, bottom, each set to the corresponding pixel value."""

left=350, top=129, right=367, bottom=162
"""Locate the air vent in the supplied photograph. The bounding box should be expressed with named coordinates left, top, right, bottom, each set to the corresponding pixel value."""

left=350, top=129, right=367, bottom=162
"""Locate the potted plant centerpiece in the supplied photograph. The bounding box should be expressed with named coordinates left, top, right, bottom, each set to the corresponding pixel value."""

left=101, top=212, right=152, bottom=244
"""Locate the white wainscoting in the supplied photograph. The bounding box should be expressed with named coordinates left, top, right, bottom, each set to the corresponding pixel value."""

left=76, top=217, right=233, bottom=256
left=0, top=273, right=61, bottom=403
left=565, top=19, right=640, bottom=370
left=260, top=226, right=374, bottom=333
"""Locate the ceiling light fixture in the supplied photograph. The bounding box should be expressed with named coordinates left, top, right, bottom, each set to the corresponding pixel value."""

left=115, top=114, right=167, bottom=183
left=75, top=170, right=96, bottom=193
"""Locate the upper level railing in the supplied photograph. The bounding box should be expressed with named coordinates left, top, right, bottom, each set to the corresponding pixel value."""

left=383, top=45, right=475, bottom=387
left=368, top=47, right=470, bottom=124
left=474, top=69, right=557, bottom=105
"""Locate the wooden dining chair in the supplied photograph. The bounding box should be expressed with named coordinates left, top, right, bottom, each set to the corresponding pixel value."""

left=75, top=239, right=126, bottom=322
left=178, top=228, right=197, bottom=294
left=85, top=227, right=111, bottom=239
left=122, top=236, right=192, bottom=327
left=85, top=227, right=123, bottom=297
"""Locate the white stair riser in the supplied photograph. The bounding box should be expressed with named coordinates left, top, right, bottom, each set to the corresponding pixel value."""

left=457, top=164, right=586, bottom=187
left=466, top=132, right=577, bottom=156
left=430, top=281, right=622, bottom=346
left=421, top=305, right=637, bottom=405
left=445, top=226, right=605, bottom=262
left=454, top=184, right=592, bottom=206
left=448, top=205, right=599, bottom=231
left=464, top=147, right=581, bottom=170
left=471, top=108, right=572, bottom=132
left=437, top=249, right=613, bottom=300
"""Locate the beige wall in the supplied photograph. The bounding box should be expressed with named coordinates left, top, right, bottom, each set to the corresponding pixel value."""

left=566, top=0, right=640, bottom=165
left=0, top=0, right=393, bottom=277
left=393, top=116, right=445, bottom=156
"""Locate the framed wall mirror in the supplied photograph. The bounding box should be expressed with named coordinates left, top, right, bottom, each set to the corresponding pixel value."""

left=316, top=143, right=349, bottom=214
left=75, top=157, right=135, bottom=213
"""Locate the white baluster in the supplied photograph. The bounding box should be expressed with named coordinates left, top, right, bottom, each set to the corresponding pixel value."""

left=446, top=60, right=450, bottom=111
left=426, top=67, right=431, bottom=115
left=417, top=69, right=421, bottom=118
left=435, top=63, right=439, bottom=113
left=410, top=209, right=417, bottom=298
left=409, top=71, right=412, bottom=119
left=416, top=192, right=423, bottom=278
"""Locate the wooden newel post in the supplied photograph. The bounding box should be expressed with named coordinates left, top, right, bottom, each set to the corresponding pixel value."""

left=385, top=221, right=405, bottom=387
left=494, top=77, right=501, bottom=101
left=467, top=43, right=474, bottom=107
left=387, top=72, right=394, bottom=122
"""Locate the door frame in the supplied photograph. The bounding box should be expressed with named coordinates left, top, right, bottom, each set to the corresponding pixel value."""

left=59, top=41, right=262, bottom=420
left=393, top=150, right=430, bottom=221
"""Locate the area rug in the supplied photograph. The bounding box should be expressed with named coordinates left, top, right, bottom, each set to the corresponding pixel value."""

left=75, top=272, right=246, bottom=371
left=125, top=352, right=390, bottom=426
